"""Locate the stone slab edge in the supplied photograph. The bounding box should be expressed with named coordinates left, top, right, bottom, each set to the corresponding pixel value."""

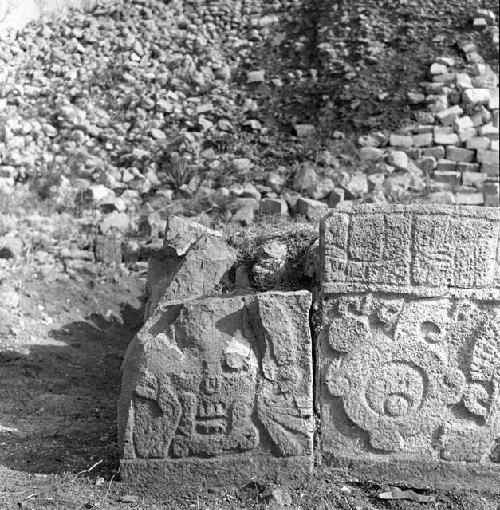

left=120, top=454, right=312, bottom=495
left=322, top=454, right=500, bottom=494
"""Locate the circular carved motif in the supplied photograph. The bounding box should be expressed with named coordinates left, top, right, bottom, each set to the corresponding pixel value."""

left=365, top=362, right=425, bottom=419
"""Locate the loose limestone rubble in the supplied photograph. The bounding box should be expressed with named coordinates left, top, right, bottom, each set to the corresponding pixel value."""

left=358, top=50, right=500, bottom=207
left=119, top=205, right=500, bottom=495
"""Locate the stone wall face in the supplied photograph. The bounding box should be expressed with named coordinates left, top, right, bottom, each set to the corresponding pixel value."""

left=319, top=205, right=500, bottom=490
left=118, top=205, right=500, bottom=495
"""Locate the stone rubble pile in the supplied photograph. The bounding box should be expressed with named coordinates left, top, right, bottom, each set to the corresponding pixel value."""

left=360, top=44, right=499, bottom=207
left=0, top=0, right=498, bottom=278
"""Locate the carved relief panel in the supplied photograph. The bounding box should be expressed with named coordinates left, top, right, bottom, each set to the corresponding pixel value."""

left=320, top=295, right=500, bottom=464
left=118, top=291, right=314, bottom=467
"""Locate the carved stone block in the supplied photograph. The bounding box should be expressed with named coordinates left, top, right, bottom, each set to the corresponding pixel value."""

left=320, top=205, right=500, bottom=491
left=321, top=205, right=500, bottom=298
left=118, top=291, right=313, bottom=492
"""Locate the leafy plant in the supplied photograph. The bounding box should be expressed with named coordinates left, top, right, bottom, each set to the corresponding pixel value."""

left=160, top=153, right=195, bottom=191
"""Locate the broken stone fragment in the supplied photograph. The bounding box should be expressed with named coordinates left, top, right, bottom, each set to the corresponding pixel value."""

left=430, top=63, right=447, bottom=75
left=100, top=212, right=132, bottom=235
left=458, top=128, right=477, bottom=143
left=231, top=206, right=255, bottom=226
left=229, top=183, right=262, bottom=201
left=260, top=198, right=289, bottom=216
left=479, top=124, right=499, bottom=140
left=295, top=197, right=328, bottom=218
left=309, top=178, right=335, bottom=200
left=164, top=216, right=222, bottom=257
left=436, top=105, right=463, bottom=126
left=482, top=183, right=499, bottom=206
left=247, top=70, right=265, bottom=83
left=252, top=240, right=288, bottom=288
left=233, top=158, right=253, bottom=172
left=0, top=236, right=22, bottom=259
left=436, top=159, right=457, bottom=172
left=345, top=174, right=369, bottom=198
left=407, top=92, right=425, bottom=104
left=294, top=124, right=316, bottom=138
left=360, top=146, right=386, bottom=161
left=327, top=188, right=344, bottom=208
left=146, top=234, right=237, bottom=318
left=463, top=88, right=491, bottom=106
left=293, top=164, right=319, bottom=192
left=387, top=151, right=409, bottom=170
left=454, top=116, right=474, bottom=133
left=456, top=73, right=473, bottom=92
left=422, top=146, right=445, bottom=159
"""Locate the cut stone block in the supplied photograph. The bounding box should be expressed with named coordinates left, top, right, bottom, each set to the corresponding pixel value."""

left=482, top=183, right=499, bottom=206
left=435, top=132, right=460, bottom=145
left=462, top=172, right=488, bottom=187
left=457, top=162, right=480, bottom=173
left=422, top=146, right=445, bottom=159
left=319, top=205, right=500, bottom=492
left=436, top=106, right=463, bottom=126
left=296, top=197, right=328, bottom=218
left=389, top=134, right=413, bottom=148
left=479, top=124, right=499, bottom=140
left=466, top=137, right=491, bottom=150
left=430, top=63, right=447, bottom=75
left=432, top=73, right=456, bottom=85
left=456, top=73, right=473, bottom=92
left=320, top=205, right=500, bottom=296
left=464, top=88, right=491, bottom=106
left=454, top=116, right=474, bottom=133
left=489, top=89, right=499, bottom=110
left=260, top=198, right=289, bottom=216
left=455, top=191, right=486, bottom=205
left=434, top=170, right=460, bottom=186
left=477, top=150, right=500, bottom=167
left=481, top=163, right=499, bottom=177
left=459, top=127, right=478, bottom=143
left=446, top=146, right=475, bottom=163
left=436, top=159, right=457, bottom=172
left=119, top=291, right=314, bottom=494
left=411, top=133, right=433, bottom=147
left=387, top=151, right=408, bottom=170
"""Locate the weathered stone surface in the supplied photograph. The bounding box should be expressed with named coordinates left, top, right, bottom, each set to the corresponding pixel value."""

left=164, top=216, right=222, bottom=257
left=320, top=205, right=500, bottom=297
left=118, top=292, right=314, bottom=492
left=252, top=240, right=288, bottom=288
left=319, top=205, right=500, bottom=491
left=320, top=294, right=500, bottom=488
left=146, top=234, right=237, bottom=318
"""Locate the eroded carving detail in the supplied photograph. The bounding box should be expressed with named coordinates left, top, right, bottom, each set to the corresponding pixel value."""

left=322, top=295, right=499, bottom=462
left=119, top=292, right=314, bottom=464
left=322, top=206, right=499, bottom=293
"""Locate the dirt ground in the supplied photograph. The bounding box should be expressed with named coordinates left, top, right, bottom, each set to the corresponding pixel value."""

left=0, top=271, right=498, bottom=510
